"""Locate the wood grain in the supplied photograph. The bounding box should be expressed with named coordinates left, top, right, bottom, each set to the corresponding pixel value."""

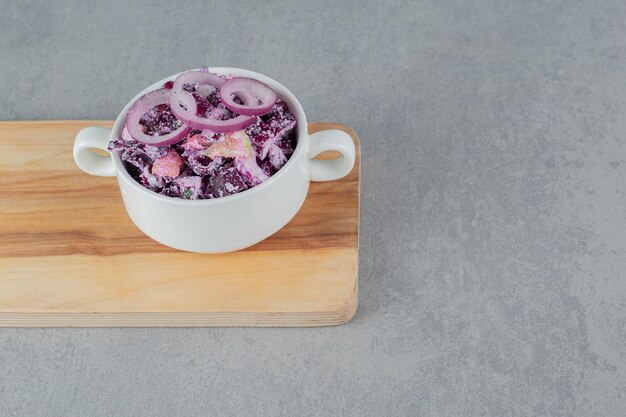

left=0, top=121, right=360, bottom=327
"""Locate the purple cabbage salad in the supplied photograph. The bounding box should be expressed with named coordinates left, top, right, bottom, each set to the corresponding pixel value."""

left=108, top=71, right=297, bottom=200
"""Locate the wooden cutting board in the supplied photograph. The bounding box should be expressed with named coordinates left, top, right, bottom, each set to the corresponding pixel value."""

left=0, top=121, right=360, bottom=327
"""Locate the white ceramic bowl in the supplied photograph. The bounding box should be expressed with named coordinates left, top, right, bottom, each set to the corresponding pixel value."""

left=73, top=67, right=356, bottom=253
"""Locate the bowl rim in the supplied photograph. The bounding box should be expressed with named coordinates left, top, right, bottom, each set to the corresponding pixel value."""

left=111, top=67, right=308, bottom=205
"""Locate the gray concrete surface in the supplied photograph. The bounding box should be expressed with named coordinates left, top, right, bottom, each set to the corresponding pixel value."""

left=1, top=0, right=626, bottom=415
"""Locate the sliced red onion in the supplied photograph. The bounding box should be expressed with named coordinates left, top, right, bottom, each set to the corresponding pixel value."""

left=170, top=89, right=254, bottom=133
left=219, top=77, right=277, bottom=116
left=168, top=70, right=254, bottom=133
left=172, top=70, right=225, bottom=92
left=124, top=88, right=190, bottom=146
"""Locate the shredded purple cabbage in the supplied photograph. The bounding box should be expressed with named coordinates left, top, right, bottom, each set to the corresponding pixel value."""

left=108, top=83, right=297, bottom=200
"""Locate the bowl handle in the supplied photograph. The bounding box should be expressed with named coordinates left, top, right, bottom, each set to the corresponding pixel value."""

left=73, top=126, right=116, bottom=177
left=307, top=130, right=356, bottom=181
